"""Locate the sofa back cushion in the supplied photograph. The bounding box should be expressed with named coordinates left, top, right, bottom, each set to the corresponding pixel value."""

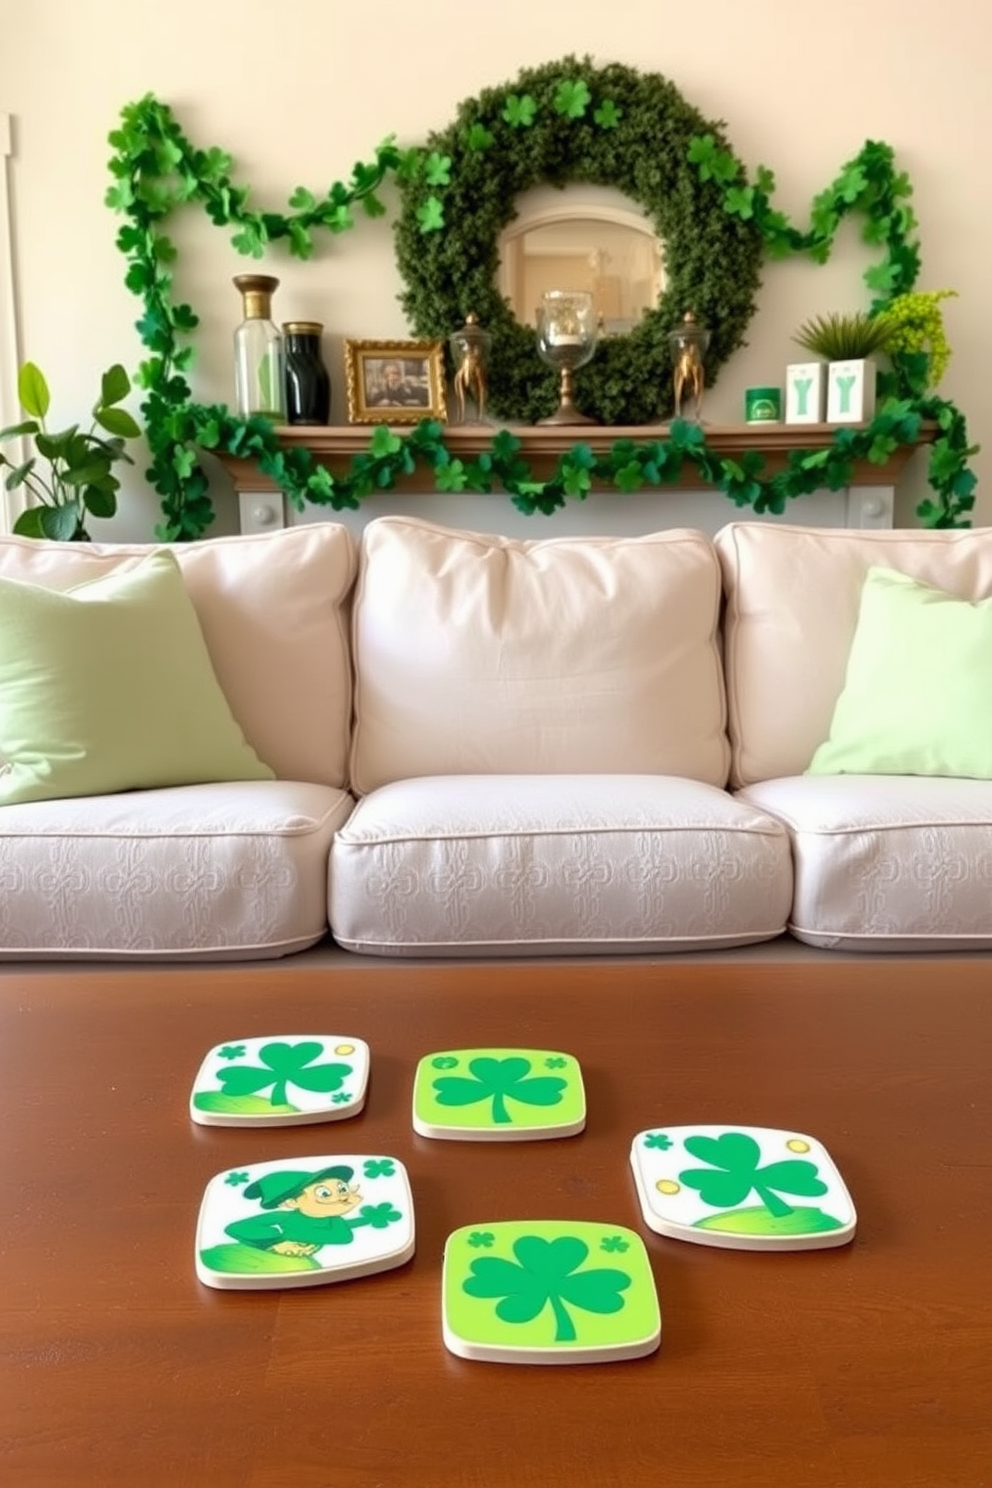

left=0, top=524, right=357, bottom=787
left=715, top=521, right=992, bottom=785
left=350, top=516, right=729, bottom=795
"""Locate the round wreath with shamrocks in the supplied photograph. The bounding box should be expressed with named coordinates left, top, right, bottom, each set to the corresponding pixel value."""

left=393, top=55, right=765, bottom=426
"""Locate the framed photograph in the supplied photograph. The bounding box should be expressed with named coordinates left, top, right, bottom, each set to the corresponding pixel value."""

left=344, top=339, right=447, bottom=424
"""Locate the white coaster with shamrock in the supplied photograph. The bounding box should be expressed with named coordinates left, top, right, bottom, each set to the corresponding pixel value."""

left=412, top=1048, right=585, bottom=1141
left=630, top=1124, right=857, bottom=1251
left=189, top=1035, right=370, bottom=1126
left=195, top=1153, right=414, bottom=1290
left=442, top=1220, right=661, bottom=1364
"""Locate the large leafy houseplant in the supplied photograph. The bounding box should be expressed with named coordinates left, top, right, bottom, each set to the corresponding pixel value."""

left=0, top=361, right=142, bottom=540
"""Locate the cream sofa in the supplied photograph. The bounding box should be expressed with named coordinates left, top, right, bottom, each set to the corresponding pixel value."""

left=2, top=516, right=991, bottom=961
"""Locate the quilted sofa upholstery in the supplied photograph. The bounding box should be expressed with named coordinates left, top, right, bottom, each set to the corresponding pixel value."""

left=3, top=515, right=992, bottom=960
left=0, top=525, right=357, bottom=959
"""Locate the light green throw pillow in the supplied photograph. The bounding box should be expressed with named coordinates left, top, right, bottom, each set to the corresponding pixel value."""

left=0, top=550, right=274, bottom=806
left=808, top=565, right=992, bottom=778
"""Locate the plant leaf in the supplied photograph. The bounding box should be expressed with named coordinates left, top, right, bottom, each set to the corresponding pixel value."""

left=18, top=363, right=50, bottom=419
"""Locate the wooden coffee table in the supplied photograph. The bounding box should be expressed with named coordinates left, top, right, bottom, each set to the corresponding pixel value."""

left=1, top=959, right=989, bottom=1487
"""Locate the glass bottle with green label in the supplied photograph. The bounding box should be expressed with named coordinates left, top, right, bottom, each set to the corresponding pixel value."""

left=232, top=275, right=286, bottom=421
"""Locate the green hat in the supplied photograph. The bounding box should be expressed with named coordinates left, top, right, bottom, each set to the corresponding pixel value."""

left=243, top=1164, right=355, bottom=1209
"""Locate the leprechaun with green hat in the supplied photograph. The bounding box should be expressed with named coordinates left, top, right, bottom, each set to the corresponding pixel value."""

left=200, top=1164, right=400, bottom=1277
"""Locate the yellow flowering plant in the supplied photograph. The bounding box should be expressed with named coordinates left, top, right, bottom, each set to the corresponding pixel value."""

left=879, top=289, right=957, bottom=389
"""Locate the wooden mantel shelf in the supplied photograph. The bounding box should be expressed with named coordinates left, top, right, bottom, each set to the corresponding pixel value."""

left=217, top=420, right=935, bottom=494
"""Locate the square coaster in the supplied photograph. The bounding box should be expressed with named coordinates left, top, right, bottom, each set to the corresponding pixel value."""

left=630, top=1124, right=856, bottom=1251
left=195, top=1153, right=414, bottom=1290
left=189, top=1035, right=370, bottom=1126
left=412, top=1048, right=585, bottom=1140
left=443, top=1220, right=660, bottom=1364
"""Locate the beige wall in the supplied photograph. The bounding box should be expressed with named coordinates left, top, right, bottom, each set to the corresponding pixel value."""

left=1, top=0, right=989, bottom=539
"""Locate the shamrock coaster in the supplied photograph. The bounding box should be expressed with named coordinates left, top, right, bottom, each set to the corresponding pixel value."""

left=412, top=1047, right=585, bottom=1141
left=189, top=1035, right=370, bottom=1126
left=442, top=1220, right=661, bottom=1364
left=630, top=1124, right=857, bottom=1251
left=195, top=1153, right=414, bottom=1290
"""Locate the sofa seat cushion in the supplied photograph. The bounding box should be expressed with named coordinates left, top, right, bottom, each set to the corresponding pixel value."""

left=329, top=774, right=792, bottom=957
left=738, top=774, right=992, bottom=951
left=0, top=781, right=354, bottom=960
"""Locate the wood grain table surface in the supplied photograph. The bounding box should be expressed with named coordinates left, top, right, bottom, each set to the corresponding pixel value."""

left=1, top=958, right=989, bottom=1488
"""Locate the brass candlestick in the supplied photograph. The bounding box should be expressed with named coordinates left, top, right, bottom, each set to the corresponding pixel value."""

left=449, top=312, right=492, bottom=424
left=669, top=309, right=711, bottom=422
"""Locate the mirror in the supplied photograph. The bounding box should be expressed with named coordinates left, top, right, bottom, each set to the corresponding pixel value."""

left=497, top=185, right=665, bottom=337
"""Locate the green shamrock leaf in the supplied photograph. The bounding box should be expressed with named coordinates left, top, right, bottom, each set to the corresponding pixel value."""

left=433, top=1056, right=566, bottom=1125
left=466, top=122, right=495, bottom=152
left=230, top=222, right=266, bottom=258
left=679, top=1132, right=828, bottom=1219
left=502, top=94, right=537, bottom=128
left=594, top=100, right=622, bottom=129
left=724, top=185, right=756, bottom=220
left=837, top=164, right=868, bottom=204
left=553, top=80, right=592, bottom=119
left=468, top=1231, right=495, bottom=1248
left=687, top=134, right=738, bottom=184
left=363, top=1159, right=395, bottom=1178
left=423, top=152, right=452, bottom=187
left=600, top=1236, right=630, bottom=1253
left=215, top=1040, right=352, bottom=1109
left=218, top=1045, right=246, bottom=1060
left=491, top=429, right=522, bottom=461
left=562, top=464, right=592, bottom=498
left=224, top=1171, right=250, bottom=1187
left=644, top=1133, right=673, bottom=1150
left=614, top=461, right=643, bottom=493
left=432, top=1055, right=459, bottom=1069
left=288, top=186, right=317, bottom=212
left=464, top=1235, right=630, bottom=1342
left=370, top=425, right=402, bottom=458
left=434, top=457, right=467, bottom=492
left=416, top=196, right=445, bottom=234
left=357, top=1202, right=402, bottom=1229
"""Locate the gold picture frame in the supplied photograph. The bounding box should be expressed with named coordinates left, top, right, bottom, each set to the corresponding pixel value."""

left=344, top=339, right=447, bottom=425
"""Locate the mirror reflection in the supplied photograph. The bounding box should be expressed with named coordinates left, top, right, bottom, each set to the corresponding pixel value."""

left=498, top=186, right=665, bottom=336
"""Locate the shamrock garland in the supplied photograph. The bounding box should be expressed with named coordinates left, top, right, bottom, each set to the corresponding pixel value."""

left=105, top=70, right=977, bottom=541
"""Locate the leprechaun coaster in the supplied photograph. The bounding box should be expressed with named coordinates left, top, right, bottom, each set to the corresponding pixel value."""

left=195, top=1153, right=414, bottom=1290
left=630, top=1124, right=857, bottom=1251
left=189, top=1035, right=370, bottom=1126
left=442, top=1220, right=661, bottom=1364
left=412, top=1048, right=586, bottom=1140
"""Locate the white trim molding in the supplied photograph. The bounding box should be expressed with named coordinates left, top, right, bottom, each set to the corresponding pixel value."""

left=0, top=113, right=24, bottom=534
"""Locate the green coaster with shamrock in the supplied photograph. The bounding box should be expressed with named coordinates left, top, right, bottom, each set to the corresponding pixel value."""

left=630, top=1124, right=857, bottom=1251
left=195, top=1153, right=414, bottom=1290
left=412, top=1048, right=585, bottom=1141
left=189, top=1035, right=370, bottom=1126
left=443, top=1220, right=661, bottom=1364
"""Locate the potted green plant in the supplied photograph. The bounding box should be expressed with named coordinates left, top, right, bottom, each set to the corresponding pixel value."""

left=0, top=361, right=142, bottom=540
left=792, top=310, right=895, bottom=363
left=792, top=311, right=894, bottom=424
